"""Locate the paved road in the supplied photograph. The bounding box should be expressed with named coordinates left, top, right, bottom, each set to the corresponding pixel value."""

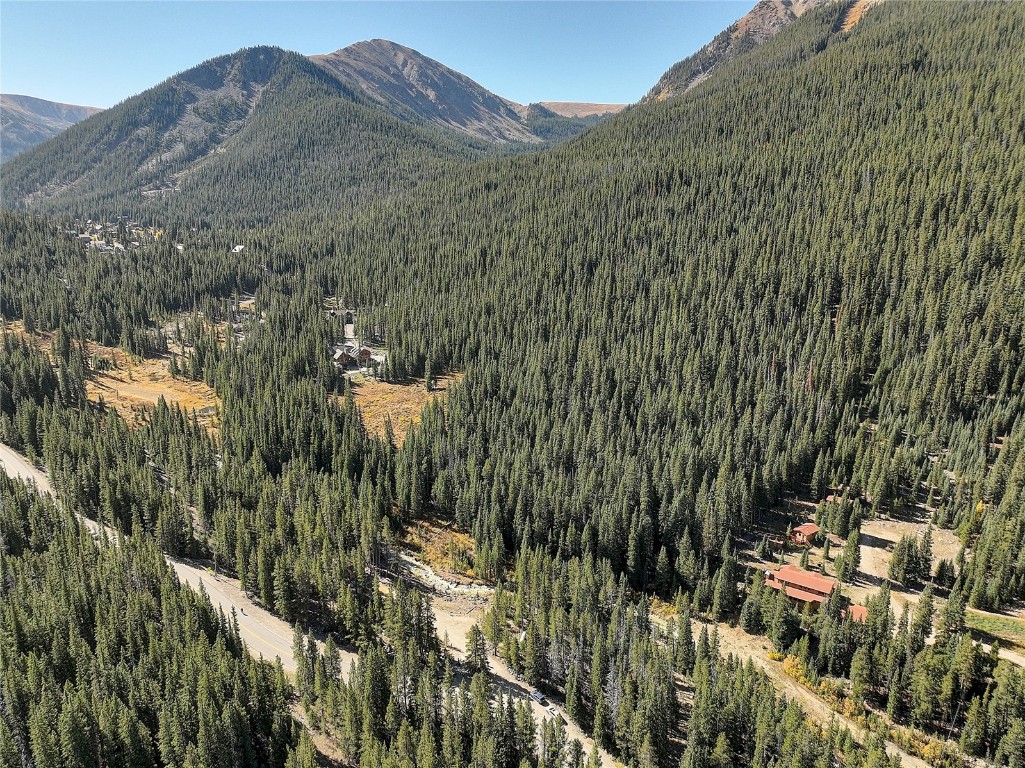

left=170, top=558, right=311, bottom=675
left=0, top=443, right=53, bottom=494
left=0, top=441, right=315, bottom=674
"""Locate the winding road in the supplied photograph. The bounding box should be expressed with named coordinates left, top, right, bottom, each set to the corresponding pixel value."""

left=9, top=439, right=940, bottom=766
left=0, top=442, right=320, bottom=675
left=1, top=441, right=607, bottom=762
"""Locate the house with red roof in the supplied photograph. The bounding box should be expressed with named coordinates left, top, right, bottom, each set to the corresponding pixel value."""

left=790, top=522, right=820, bottom=546
left=764, top=564, right=836, bottom=606
left=764, top=564, right=868, bottom=623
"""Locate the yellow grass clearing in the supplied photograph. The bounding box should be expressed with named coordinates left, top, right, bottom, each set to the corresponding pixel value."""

left=402, top=518, right=476, bottom=581
left=351, top=373, right=463, bottom=446
left=6, top=322, right=220, bottom=431
left=650, top=596, right=678, bottom=621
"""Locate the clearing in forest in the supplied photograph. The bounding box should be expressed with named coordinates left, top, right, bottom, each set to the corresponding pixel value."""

left=735, top=491, right=961, bottom=615
left=400, top=518, right=477, bottom=582
left=966, top=609, right=1025, bottom=655
left=350, top=372, right=463, bottom=446
left=5, top=322, right=221, bottom=430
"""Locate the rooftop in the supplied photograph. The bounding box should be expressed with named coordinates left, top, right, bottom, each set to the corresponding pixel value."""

left=844, top=604, right=868, bottom=623
left=793, top=522, right=820, bottom=536
left=766, top=564, right=836, bottom=596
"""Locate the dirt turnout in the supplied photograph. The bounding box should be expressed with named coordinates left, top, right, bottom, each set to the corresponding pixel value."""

left=389, top=556, right=618, bottom=766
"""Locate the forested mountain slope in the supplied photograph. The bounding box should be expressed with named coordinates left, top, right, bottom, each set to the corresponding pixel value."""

left=0, top=94, right=102, bottom=162
left=300, top=0, right=1024, bottom=606
left=3, top=1, right=1025, bottom=765
left=0, top=46, right=487, bottom=225
left=1, top=40, right=616, bottom=225
left=0, top=472, right=306, bottom=768
left=4, top=1, right=1022, bottom=601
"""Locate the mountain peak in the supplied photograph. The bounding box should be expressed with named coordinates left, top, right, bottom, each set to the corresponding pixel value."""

left=310, top=40, right=539, bottom=143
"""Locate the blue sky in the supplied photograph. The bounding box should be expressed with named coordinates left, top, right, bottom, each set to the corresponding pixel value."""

left=1, top=1, right=750, bottom=109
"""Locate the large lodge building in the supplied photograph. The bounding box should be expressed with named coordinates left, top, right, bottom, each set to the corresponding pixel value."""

left=765, top=564, right=836, bottom=606
left=764, top=564, right=867, bottom=622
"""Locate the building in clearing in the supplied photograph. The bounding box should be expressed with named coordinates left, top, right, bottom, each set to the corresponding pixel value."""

left=765, top=564, right=868, bottom=623
left=332, top=343, right=374, bottom=368
left=790, top=522, right=820, bottom=546
left=764, top=564, right=835, bottom=607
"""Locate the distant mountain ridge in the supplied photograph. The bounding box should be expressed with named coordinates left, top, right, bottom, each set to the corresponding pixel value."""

left=1, top=39, right=627, bottom=221
left=310, top=40, right=620, bottom=144
left=1, top=94, right=102, bottom=162
left=0, top=46, right=491, bottom=223
left=537, top=102, right=626, bottom=118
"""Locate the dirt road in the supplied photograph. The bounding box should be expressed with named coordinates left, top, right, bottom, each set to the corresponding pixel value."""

left=6, top=438, right=612, bottom=761
left=0, top=441, right=949, bottom=765
left=397, top=560, right=617, bottom=765
left=708, top=621, right=930, bottom=768
left=0, top=443, right=53, bottom=494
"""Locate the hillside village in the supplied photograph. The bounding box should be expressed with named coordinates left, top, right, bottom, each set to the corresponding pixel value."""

left=66, top=217, right=166, bottom=252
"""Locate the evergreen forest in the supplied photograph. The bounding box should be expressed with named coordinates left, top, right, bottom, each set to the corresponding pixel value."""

left=2, top=1, right=1025, bottom=767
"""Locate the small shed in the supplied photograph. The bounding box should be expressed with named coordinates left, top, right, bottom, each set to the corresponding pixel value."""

left=791, top=522, right=820, bottom=546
